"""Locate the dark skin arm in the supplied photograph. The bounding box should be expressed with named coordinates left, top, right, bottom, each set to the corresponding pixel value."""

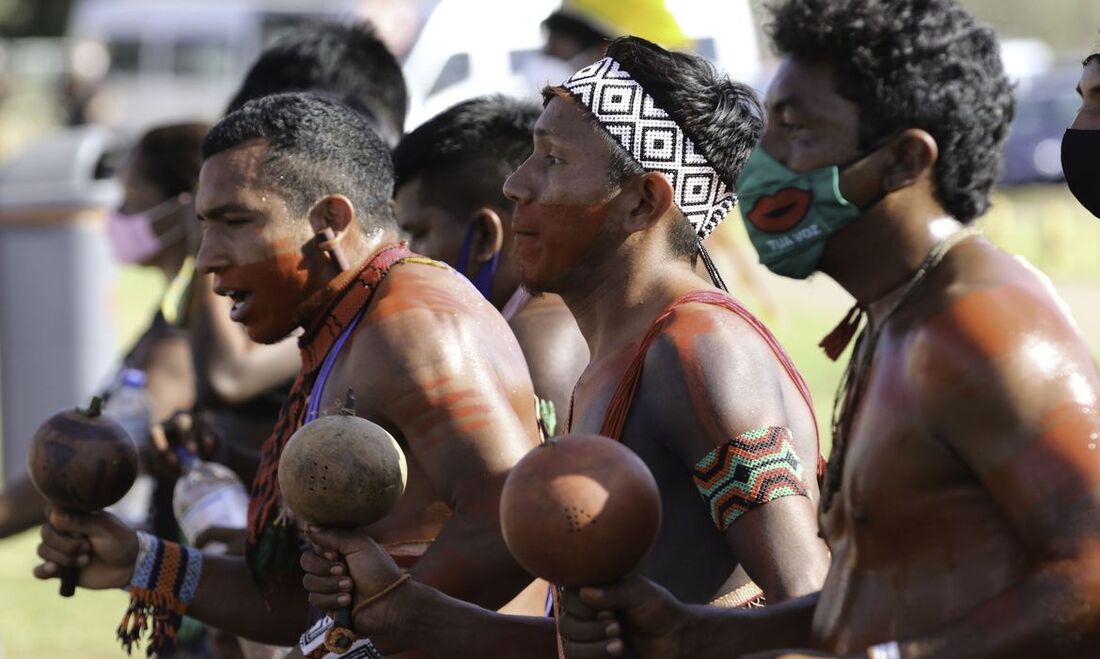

left=559, top=577, right=820, bottom=659
left=0, top=475, right=45, bottom=539
left=303, top=528, right=559, bottom=659
left=646, top=303, right=829, bottom=603
left=355, top=275, right=540, bottom=611
left=34, top=509, right=309, bottom=645
left=875, top=285, right=1100, bottom=658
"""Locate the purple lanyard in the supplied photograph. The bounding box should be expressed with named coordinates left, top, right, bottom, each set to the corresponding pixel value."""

left=305, top=307, right=366, bottom=422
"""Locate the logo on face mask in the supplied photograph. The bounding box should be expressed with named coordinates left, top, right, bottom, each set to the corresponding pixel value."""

left=745, top=187, right=812, bottom=233
left=736, top=146, right=882, bottom=279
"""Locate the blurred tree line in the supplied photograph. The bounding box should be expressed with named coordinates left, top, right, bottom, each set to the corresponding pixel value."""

left=0, top=0, right=73, bottom=38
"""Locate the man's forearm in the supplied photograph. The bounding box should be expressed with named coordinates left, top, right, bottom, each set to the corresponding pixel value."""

left=0, top=474, right=46, bottom=539
left=188, top=554, right=309, bottom=645
left=408, top=508, right=532, bottom=610
left=893, top=558, right=1100, bottom=658
left=685, top=591, right=819, bottom=658
left=370, top=580, right=559, bottom=659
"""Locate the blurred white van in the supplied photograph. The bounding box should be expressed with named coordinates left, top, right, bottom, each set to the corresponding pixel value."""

left=67, top=0, right=363, bottom=131
left=401, top=0, right=763, bottom=129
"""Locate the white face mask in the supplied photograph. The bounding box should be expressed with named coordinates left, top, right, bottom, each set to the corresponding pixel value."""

left=106, top=195, right=189, bottom=264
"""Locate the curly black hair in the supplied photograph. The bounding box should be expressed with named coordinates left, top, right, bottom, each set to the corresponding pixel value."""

left=767, top=0, right=1015, bottom=224
left=204, top=93, right=396, bottom=232
left=545, top=36, right=764, bottom=258
left=392, top=95, right=540, bottom=218
left=226, top=21, right=407, bottom=148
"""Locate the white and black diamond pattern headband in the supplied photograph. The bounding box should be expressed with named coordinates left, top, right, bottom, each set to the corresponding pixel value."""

left=562, top=57, right=737, bottom=240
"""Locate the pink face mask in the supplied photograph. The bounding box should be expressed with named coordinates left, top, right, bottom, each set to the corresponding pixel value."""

left=106, top=195, right=188, bottom=264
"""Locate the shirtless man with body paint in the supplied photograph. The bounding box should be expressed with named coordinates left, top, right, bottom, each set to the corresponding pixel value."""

left=392, top=95, right=589, bottom=432
left=32, top=94, right=540, bottom=658
left=289, top=36, right=830, bottom=659
left=557, top=2, right=1100, bottom=658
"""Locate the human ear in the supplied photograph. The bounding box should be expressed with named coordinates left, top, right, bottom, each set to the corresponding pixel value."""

left=308, top=194, right=356, bottom=237
left=881, top=129, right=938, bottom=192
left=307, top=195, right=356, bottom=271
left=623, top=171, right=675, bottom=233
left=467, top=207, right=504, bottom=267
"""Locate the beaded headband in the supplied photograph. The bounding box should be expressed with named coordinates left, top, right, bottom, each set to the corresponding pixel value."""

left=562, top=57, right=736, bottom=240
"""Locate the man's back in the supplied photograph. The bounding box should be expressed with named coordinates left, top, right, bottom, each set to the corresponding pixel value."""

left=816, top=237, right=1100, bottom=652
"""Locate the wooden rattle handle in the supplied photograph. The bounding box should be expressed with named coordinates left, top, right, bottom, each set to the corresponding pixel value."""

left=60, top=565, right=78, bottom=597
left=323, top=608, right=356, bottom=654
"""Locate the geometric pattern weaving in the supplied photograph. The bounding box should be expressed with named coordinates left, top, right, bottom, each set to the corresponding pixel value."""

left=562, top=57, right=737, bottom=239
left=692, top=426, right=808, bottom=531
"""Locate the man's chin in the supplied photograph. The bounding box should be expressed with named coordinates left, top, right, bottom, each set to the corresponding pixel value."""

left=243, top=322, right=296, bottom=345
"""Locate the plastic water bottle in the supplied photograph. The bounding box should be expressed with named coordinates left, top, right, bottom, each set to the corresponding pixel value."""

left=104, top=368, right=154, bottom=529
left=171, top=451, right=250, bottom=555
left=173, top=453, right=291, bottom=658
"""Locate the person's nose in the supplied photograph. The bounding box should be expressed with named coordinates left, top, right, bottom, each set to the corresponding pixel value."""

left=503, top=158, right=533, bottom=206
left=195, top=232, right=230, bottom=275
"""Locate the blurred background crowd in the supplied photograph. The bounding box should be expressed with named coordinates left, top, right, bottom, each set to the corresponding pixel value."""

left=0, top=1, right=1097, bottom=657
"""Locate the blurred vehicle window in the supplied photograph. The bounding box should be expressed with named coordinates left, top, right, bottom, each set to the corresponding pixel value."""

left=107, top=39, right=141, bottom=75
left=172, top=37, right=232, bottom=77
left=429, top=52, right=469, bottom=96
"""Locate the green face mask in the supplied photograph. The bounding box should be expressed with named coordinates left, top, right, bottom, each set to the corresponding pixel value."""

left=736, top=147, right=877, bottom=279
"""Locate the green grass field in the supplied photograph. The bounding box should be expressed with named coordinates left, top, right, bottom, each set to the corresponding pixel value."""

left=0, top=184, right=1097, bottom=658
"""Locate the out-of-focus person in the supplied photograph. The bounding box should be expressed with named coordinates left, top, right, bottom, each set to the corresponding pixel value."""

left=1062, top=33, right=1100, bottom=217
left=543, top=0, right=690, bottom=68
left=153, top=20, right=410, bottom=485
left=392, top=94, right=588, bottom=433
left=0, top=122, right=207, bottom=540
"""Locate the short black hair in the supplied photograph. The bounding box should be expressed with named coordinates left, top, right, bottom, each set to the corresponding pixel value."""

left=226, top=21, right=407, bottom=148
left=133, top=122, right=210, bottom=199
left=545, top=36, right=764, bottom=258
left=392, top=95, right=540, bottom=218
left=767, top=0, right=1015, bottom=224
left=203, top=93, right=396, bottom=231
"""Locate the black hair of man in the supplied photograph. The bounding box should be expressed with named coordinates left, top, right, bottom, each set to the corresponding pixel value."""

left=767, top=0, right=1015, bottom=224
left=134, top=122, right=210, bottom=200
left=544, top=36, right=764, bottom=259
left=226, top=20, right=408, bottom=148
left=392, top=95, right=541, bottom=219
left=203, top=92, right=397, bottom=233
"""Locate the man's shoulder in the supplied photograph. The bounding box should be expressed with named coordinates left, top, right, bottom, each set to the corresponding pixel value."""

left=640, top=293, right=791, bottom=398
left=907, top=247, right=1088, bottom=397
left=650, top=293, right=776, bottom=360
left=365, top=258, right=494, bottom=327
left=354, top=260, right=523, bottom=368
left=509, top=294, right=583, bottom=346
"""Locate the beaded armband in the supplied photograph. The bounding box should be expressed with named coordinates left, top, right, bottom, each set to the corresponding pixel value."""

left=692, top=426, right=809, bottom=531
left=118, top=531, right=202, bottom=656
